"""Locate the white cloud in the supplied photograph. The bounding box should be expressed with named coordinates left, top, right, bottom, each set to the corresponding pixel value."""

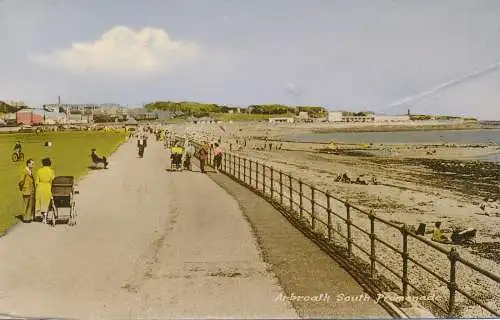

left=29, top=26, right=200, bottom=76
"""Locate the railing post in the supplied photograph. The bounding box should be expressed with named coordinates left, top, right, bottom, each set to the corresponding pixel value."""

left=448, top=248, right=459, bottom=317
left=224, top=153, right=227, bottom=172
left=346, top=201, right=352, bottom=256
left=232, top=154, right=236, bottom=177
left=401, top=224, right=410, bottom=306
left=289, top=175, right=293, bottom=210
left=299, top=180, right=304, bottom=219
left=262, top=165, right=266, bottom=195
left=311, top=186, right=316, bottom=230
left=243, top=158, right=247, bottom=184
left=270, top=167, right=274, bottom=199
left=249, top=160, right=252, bottom=185
left=369, top=209, right=376, bottom=279
left=326, top=192, right=332, bottom=241
left=279, top=171, right=283, bottom=204
left=235, top=155, right=241, bottom=181
left=255, top=162, right=259, bottom=190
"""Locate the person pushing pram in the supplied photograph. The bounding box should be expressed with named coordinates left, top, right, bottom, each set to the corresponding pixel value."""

left=170, top=142, right=184, bottom=171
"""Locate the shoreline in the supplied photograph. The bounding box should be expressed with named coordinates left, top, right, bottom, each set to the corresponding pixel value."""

left=312, top=124, right=499, bottom=133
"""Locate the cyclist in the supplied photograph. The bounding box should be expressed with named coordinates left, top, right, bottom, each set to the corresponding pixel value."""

left=13, top=141, right=22, bottom=156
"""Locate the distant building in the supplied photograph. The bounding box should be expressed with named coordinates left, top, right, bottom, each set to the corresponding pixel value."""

left=154, top=110, right=174, bottom=120
left=341, top=112, right=375, bottom=122
left=128, top=108, right=158, bottom=121
left=328, top=112, right=343, bottom=122
left=68, top=114, right=88, bottom=124
left=269, top=117, right=295, bottom=124
left=43, top=111, right=66, bottom=125
left=124, top=117, right=139, bottom=130
left=298, top=111, right=309, bottom=119
left=4, top=113, right=17, bottom=124
left=374, top=115, right=411, bottom=123
left=16, top=109, right=43, bottom=125
left=193, top=117, right=216, bottom=124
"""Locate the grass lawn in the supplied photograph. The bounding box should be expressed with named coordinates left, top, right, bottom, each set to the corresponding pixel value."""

left=0, top=130, right=126, bottom=235
left=211, top=113, right=288, bottom=122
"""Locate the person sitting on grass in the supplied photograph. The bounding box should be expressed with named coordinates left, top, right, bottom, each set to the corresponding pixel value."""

left=91, top=148, right=109, bottom=168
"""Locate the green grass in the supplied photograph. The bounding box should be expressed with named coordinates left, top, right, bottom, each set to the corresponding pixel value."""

left=211, top=113, right=292, bottom=122
left=0, top=131, right=127, bottom=235
left=164, top=117, right=189, bottom=123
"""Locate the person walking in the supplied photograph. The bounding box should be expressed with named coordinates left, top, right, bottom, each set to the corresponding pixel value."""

left=137, top=135, right=147, bottom=158
left=184, top=142, right=195, bottom=171
left=19, top=158, right=36, bottom=223
left=171, top=142, right=184, bottom=171
left=36, top=157, right=55, bottom=224
left=198, top=142, right=209, bottom=173
left=213, top=143, right=223, bottom=173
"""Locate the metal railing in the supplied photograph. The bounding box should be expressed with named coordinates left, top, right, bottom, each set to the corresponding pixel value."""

left=186, top=140, right=499, bottom=317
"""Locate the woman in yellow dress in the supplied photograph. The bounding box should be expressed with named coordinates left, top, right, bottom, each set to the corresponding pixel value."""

left=36, top=157, right=55, bottom=223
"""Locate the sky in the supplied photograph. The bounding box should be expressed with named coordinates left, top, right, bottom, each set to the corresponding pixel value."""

left=0, top=0, right=499, bottom=120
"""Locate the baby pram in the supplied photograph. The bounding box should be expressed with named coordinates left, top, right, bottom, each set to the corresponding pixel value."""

left=171, top=153, right=183, bottom=170
left=47, top=176, right=78, bottom=226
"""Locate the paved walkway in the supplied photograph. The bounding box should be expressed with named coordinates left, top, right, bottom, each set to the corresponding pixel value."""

left=0, top=138, right=297, bottom=319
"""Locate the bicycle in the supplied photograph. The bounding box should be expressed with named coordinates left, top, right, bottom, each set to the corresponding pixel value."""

left=12, top=151, right=24, bottom=162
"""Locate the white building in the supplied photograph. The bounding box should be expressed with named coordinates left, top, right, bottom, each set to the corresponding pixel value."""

left=298, top=111, right=309, bottom=119
left=342, top=114, right=375, bottom=122
left=374, top=115, right=411, bottom=123
left=328, top=112, right=343, bottom=122
left=269, top=117, right=295, bottom=124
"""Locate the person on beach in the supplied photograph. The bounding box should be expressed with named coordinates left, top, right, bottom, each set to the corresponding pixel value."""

left=36, top=158, right=55, bottom=224
left=19, top=158, right=36, bottom=223
left=432, top=221, right=451, bottom=244
left=213, top=143, right=223, bottom=173
left=198, top=142, right=209, bottom=173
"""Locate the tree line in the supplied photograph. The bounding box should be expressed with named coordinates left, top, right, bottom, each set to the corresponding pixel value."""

left=0, top=101, right=24, bottom=114
left=145, top=101, right=327, bottom=117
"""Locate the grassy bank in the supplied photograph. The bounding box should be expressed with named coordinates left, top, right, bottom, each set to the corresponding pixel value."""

left=0, top=131, right=127, bottom=235
left=212, top=113, right=276, bottom=122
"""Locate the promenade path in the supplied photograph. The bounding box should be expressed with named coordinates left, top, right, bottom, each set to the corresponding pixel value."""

left=0, top=137, right=389, bottom=319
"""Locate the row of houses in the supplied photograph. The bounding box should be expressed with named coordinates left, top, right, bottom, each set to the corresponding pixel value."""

left=1, top=109, right=94, bottom=126
left=269, top=112, right=412, bottom=124
left=1, top=106, right=172, bottom=126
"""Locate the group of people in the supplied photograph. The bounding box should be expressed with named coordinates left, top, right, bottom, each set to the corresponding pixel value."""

left=18, top=157, right=56, bottom=224
left=132, top=126, right=226, bottom=173
left=166, top=139, right=223, bottom=173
